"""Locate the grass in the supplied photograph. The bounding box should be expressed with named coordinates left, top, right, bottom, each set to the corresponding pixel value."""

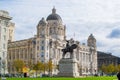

left=4, top=76, right=117, bottom=80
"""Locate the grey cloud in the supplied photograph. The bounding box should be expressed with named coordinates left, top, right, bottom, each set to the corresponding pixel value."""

left=108, top=29, right=120, bottom=38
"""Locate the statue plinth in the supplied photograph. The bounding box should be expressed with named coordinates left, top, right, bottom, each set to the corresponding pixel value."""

left=58, top=58, right=79, bottom=77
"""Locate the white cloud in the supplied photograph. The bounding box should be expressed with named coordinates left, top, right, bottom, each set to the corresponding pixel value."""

left=0, top=0, right=120, bottom=56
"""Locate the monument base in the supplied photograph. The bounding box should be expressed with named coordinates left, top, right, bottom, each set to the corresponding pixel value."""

left=58, top=58, right=79, bottom=77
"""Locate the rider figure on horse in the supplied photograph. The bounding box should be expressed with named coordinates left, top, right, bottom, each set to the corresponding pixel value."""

left=62, top=39, right=77, bottom=58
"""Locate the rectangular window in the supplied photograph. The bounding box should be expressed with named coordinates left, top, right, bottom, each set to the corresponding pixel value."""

left=47, top=46, right=49, bottom=50
left=3, top=35, right=6, bottom=40
left=41, top=40, right=44, bottom=44
left=41, top=52, right=44, bottom=57
left=37, top=46, right=39, bottom=50
left=41, top=46, right=44, bottom=50
left=46, top=52, right=48, bottom=57
left=31, top=54, right=32, bottom=59
left=9, top=53, right=11, bottom=60
left=41, top=55, right=44, bottom=57
left=3, top=43, right=5, bottom=49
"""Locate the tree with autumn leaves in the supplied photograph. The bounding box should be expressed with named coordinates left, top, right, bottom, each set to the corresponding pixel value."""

left=13, top=59, right=54, bottom=76
left=13, top=59, right=25, bottom=73
left=33, top=59, right=54, bottom=77
left=100, top=64, right=120, bottom=75
left=33, top=61, right=43, bottom=77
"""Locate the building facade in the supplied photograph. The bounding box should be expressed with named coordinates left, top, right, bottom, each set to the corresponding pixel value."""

left=7, top=8, right=97, bottom=76
left=0, top=10, right=15, bottom=74
left=97, top=51, right=120, bottom=71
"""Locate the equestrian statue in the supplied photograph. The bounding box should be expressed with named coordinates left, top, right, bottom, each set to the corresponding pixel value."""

left=62, top=39, right=78, bottom=58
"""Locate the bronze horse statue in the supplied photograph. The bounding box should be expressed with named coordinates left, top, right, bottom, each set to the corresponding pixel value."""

left=62, top=41, right=78, bottom=58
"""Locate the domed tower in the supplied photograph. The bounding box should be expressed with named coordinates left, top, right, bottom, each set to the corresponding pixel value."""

left=37, top=17, right=48, bottom=37
left=36, top=17, right=49, bottom=63
left=87, top=34, right=96, bottom=48
left=46, top=7, right=66, bottom=40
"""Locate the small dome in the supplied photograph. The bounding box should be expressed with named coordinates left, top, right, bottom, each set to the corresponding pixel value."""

left=38, top=17, right=47, bottom=26
left=88, top=34, right=96, bottom=41
left=89, top=34, right=94, bottom=38
left=46, top=7, right=62, bottom=21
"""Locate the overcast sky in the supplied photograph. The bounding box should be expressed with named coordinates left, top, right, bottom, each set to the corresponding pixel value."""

left=0, top=0, right=120, bottom=56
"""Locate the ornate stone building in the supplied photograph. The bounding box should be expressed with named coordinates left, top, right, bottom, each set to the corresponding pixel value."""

left=7, top=8, right=97, bottom=76
left=0, top=10, right=15, bottom=73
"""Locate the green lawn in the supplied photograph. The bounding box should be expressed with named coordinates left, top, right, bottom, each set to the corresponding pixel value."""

left=4, top=76, right=117, bottom=80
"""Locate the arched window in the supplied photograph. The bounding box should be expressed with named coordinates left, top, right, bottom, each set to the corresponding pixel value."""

left=50, top=28, right=52, bottom=34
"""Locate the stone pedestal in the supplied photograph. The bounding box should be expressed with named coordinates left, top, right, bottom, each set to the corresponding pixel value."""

left=58, top=58, right=79, bottom=77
